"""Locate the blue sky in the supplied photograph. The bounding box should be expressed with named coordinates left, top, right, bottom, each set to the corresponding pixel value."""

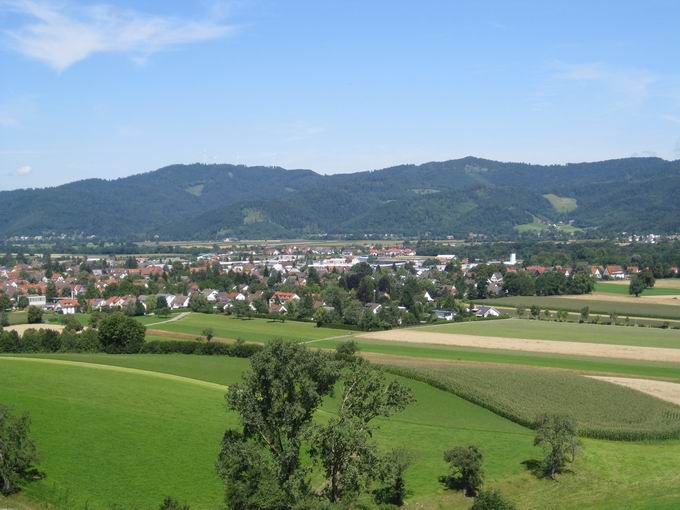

left=1, top=0, right=680, bottom=190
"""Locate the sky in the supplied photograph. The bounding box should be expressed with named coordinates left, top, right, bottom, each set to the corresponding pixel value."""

left=1, top=0, right=680, bottom=191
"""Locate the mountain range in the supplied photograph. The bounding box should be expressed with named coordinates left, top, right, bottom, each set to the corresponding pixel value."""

left=2, top=156, right=679, bottom=240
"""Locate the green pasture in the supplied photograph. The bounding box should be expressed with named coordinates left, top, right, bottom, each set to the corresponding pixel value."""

left=482, top=295, right=680, bottom=320
left=419, top=319, right=680, bottom=349
left=595, top=282, right=680, bottom=296
left=144, top=312, right=352, bottom=343
left=3, top=354, right=680, bottom=508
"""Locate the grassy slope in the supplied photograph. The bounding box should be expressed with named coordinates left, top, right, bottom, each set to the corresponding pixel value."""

left=145, top=313, right=350, bottom=342
left=4, top=354, right=680, bottom=509
left=481, top=295, right=680, bottom=320
left=390, top=364, right=680, bottom=439
left=418, top=319, right=680, bottom=349
left=0, top=358, right=232, bottom=509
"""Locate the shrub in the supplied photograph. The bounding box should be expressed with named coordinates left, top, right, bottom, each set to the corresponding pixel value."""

left=98, top=313, right=146, bottom=353
left=0, top=405, right=40, bottom=496
left=443, top=445, right=483, bottom=496
left=27, top=306, right=43, bottom=324
left=470, top=489, right=516, bottom=510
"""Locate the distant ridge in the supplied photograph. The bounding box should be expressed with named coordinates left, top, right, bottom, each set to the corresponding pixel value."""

left=1, top=157, right=679, bottom=239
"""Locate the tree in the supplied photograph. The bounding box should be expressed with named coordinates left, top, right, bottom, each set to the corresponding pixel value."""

left=529, top=305, right=541, bottom=320
left=503, top=272, right=535, bottom=296
left=0, top=405, right=39, bottom=496
left=156, top=295, right=170, bottom=316
left=202, top=327, right=214, bottom=342
left=0, top=311, right=8, bottom=328
left=217, top=341, right=340, bottom=507
left=443, top=445, right=484, bottom=496
left=533, top=414, right=581, bottom=479
left=579, top=306, right=590, bottom=323
left=98, top=313, right=146, bottom=353
left=309, top=359, right=413, bottom=504
left=16, top=296, right=29, bottom=310
left=0, top=293, right=12, bottom=311
left=27, top=306, right=43, bottom=324
left=470, top=489, right=516, bottom=510
left=374, top=448, right=412, bottom=506
left=516, top=306, right=526, bottom=319
left=356, top=276, right=375, bottom=303
left=629, top=274, right=646, bottom=297
left=189, top=293, right=212, bottom=313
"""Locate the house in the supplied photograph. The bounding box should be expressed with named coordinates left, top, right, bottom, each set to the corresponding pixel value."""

left=269, top=291, right=300, bottom=306
left=604, top=265, right=626, bottom=280
left=27, top=294, right=47, bottom=308
left=365, top=303, right=382, bottom=315
left=473, top=305, right=501, bottom=318
left=590, top=266, right=604, bottom=279
left=486, top=281, right=504, bottom=296
left=489, top=272, right=504, bottom=285
left=422, top=291, right=434, bottom=302
left=433, top=309, right=456, bottom=321
left=201, top=289, right=220, bottom=302
left=270, top=303, right=288, bottom=314
left=168, top=294, right=190, bottom=309
left=56, top=298, right=79, bottom=315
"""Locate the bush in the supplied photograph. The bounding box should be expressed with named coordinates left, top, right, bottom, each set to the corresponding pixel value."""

left=443, top=445, right=484, bottom=496
left=0, top=405, right=40, bottom=496
left=470, top=489, right=516, bottom=510
left=140, top=340, right=262, bottom=358
left=27, top=306, right=43, bottom=324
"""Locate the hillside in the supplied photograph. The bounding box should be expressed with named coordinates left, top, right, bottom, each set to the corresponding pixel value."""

left=1, top=157, right=679, bottom=240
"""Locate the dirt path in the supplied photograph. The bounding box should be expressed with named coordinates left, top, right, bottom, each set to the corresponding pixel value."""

left=145, top=311, right=191, bottom=327
left=358, top=329, right=680, bottom=363
left=4, top=323, right=65, bottom=335
left=0, top=356, right=228, bottom=392
left=587, top=376, right=680, bottom=406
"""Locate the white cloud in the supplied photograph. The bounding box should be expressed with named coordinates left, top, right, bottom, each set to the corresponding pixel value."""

left=552, top=61, right=657, bottom=105
left=2, top=0, right=234, bottom=71
left=16, top=164, right=32, bottom=175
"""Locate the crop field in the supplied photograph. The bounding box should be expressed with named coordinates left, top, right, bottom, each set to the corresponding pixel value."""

left=595, top=282, right=680, bottom=296
left=5, top=354, right=680, bottom=509
left=419, top=319, right=680, bottom=349
left=389, top=363, right=680, bottom=440
left=482, top=295, right=680, bottom=320
left=143, top=312, right=352, bottom=343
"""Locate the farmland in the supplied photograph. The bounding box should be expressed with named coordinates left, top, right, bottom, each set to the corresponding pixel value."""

left=481, top=295, right=680, bottom=320
left=419, top=319, right=680, bottom=349
left=4, top=353, right=680, bottom=509
left=388, top=363, right=680, bottom=440
left=595, top=281, right=680, bottom=296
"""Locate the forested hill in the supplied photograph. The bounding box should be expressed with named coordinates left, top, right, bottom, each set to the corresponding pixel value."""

left=1, top=156, right=679, bottom=240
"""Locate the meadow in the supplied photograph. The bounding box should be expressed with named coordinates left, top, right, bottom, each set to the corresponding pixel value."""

left=482, top=295, right=680, bottom=320
left=4, top=353, right=680, bottom=508
left=419, top=319, right=680, bottom=349
left=595, top=282, right=680, bottom=296
left=143, top=313, right=351, bottom=343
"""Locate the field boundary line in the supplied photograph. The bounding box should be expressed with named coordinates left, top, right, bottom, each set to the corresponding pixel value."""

left=0, top=356, right=228, bottom=392
left=302, top=333, right=355, bottom=345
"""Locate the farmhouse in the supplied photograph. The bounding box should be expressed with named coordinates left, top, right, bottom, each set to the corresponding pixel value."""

left=433, top=309, right=456, bottom=321
left=604, top=265, right=626, bottom=279
left=472, top=305, right=501, bottom=318
left=55, top=298, right=80, bottom=315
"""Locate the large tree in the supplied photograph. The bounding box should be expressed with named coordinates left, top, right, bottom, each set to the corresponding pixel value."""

left=216, top=341, right=340, bottom=507
left=443, top=445, right=484, bottom=496
left=98, top=313, right=146, bottom=353
left=533, top=414, right=581, bottom=479
left=309, top=359, right=413, bottom=504
left=0, top=405, right=39, bottom=496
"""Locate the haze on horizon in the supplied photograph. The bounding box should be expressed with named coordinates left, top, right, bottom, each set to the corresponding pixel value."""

left=2, top=0, right=680, bottom=191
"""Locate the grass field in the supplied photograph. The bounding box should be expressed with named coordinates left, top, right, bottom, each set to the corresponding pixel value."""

left=390, top=364, right=680, bottom=440
left=144, top=313, right=352, bottom=343
left=5, top=354, right=680, bottom=508
left=595, top=282, right=680, bottom=296
left=313, top=337, right=680, bottom=380
left=419, top=319, right=680, bottom=349
left=482, top=295, right=680, bottom=320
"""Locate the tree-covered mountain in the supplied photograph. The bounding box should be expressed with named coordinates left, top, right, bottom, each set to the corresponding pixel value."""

left=2, top=157, right=679, bottom=240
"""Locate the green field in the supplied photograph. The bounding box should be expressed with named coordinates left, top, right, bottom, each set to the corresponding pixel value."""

left=144, top=313, right=351, bottom=343
left=313, top=337, right=680, bottom=380
left=419, top=319, right=680, bottom=349
left=482, top=295, right=680, bottom=320
left=391, top=364, right=680, bottom=440
left=4, top=354, right=680, bottom=508
left=595, top=282, right=680, bottom=296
